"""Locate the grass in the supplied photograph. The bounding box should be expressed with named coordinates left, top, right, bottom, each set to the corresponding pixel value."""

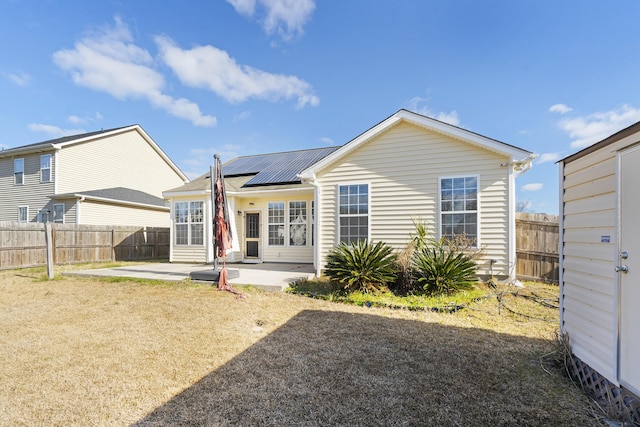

left=0, top=264, right=607, bottom=426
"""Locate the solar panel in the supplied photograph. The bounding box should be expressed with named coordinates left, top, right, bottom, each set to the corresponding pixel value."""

left=222, top=146, right=340, bottom=186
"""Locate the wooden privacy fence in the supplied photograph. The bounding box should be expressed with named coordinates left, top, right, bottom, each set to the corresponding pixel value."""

left=0, top=222, right=170, bottom=270
left=515, top=212, right=559, bottom=284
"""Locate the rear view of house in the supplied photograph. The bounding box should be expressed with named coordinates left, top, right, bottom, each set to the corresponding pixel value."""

left=0, top=125, right=188, bottom=226
left=164, top=110, right=534, bottom=281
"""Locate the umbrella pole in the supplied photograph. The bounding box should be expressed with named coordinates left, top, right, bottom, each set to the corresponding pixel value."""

left=210, top=160, right=218, bottom=272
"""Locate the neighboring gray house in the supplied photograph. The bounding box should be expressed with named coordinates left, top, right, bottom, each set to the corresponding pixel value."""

left=164, top=109, right=535, bottom=280
left=0, top=125, right=188, bottom=226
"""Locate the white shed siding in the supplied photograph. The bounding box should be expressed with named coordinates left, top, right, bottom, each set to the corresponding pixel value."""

left=80, top=200, right=169, bottom=227
left=0, top=152, right=55, bottom=222
left=315, top=122, right=511, bottom=276
left=57, top=129, right=185, bottom=197
left=561, top=134, right=628, bottom=384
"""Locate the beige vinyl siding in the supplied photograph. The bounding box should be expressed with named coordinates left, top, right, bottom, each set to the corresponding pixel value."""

left=234, top=192, right=314, bottom=263
left=80, top=200, right=170, bottom=227
left=0, top=152, right=55, bottom=222
left=56, top=128, right=185, bottom=197
left=561, top=139, right=620, bottom=382
left=316, top=122, right=511, bottom=276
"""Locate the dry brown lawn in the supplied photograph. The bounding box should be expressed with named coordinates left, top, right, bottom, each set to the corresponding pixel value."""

left=0, top=265, right=604, bottom=426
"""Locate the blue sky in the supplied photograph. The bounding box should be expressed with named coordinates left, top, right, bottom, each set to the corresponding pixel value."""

left=3, top=1, right=640, bottom=214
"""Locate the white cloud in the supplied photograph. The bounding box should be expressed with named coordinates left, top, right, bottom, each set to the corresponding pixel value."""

left=227, top=0, right=315, bottom=41
left=233, top=110, right=252, bottom=123
left=156, top=35, right=319, bottom=109
left=182, top=145, right=245, bottom=179
left=318, top=136, right=334, bottom=145
left=408, top=97, right=461, bottom=126
left=53, top=18, right=216, bottom=127
left=557, top=104, right=640, bottom=149
left=549, top=103, right=572, bottom=114
left=9, top=72, right=31, bottom=87
left=536, top=152, right=561, bottom=164
left=68, top=112, right=103, bottom=124
left=28, top=123, right=86, bottom=138
left=522, top=183, right=543, bottom=192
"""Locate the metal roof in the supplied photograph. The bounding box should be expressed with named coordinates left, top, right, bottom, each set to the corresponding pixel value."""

left=55, top=187, right=166, bottom=207
left=223, top=146, right=340, bottom=186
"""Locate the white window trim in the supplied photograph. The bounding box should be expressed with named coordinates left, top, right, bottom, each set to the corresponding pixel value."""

left=289, top=200, right=308, bottom=247
left=173, top=200, right=205, bottom=246
left=40, top=154, right=52, bottom=183
left=14, top=158, right=24, bottom=186
left=336, top=182, right=371, bottom=244
left=438, top=174, right=480, bottom=247
left=267, top=201, right=286, bottom=246
left=18, top=205, right=28, bottom=223
left=53, top=203, right=64, bottom=223
left=37, top=210, right=50, bottom=223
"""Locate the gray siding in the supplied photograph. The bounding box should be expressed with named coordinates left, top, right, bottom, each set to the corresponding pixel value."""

left=0, top=151, right=55, bottom=222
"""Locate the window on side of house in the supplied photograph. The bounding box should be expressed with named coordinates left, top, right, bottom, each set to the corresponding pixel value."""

left=38, top=210, right=49, bottom=223
left=53, top=204, right=64, bottom=223
left=338, top=184, right=369, bottom=244
left=440, top=176, right=478, bottom=246
left=174, top=202, right=189, bottom=245
left=18, top=206, right=28, bottom=223
left=268, top=202, right=285, bottom=246
left=174, top=201, right=204, bottom=246
left=40, top=154, right=52, bottom=183
left=189, top=201, right=204, bottom=245
left=289, top=201, right=307, bottom=246
left=14, top=158, right=24, bottom=185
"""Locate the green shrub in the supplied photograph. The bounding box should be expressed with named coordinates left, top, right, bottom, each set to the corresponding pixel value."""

left=412, top=243, right=478, bottom=295
left=325, top=240, right=397, bottom=294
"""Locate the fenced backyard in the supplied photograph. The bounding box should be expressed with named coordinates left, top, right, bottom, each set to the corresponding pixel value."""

left=0, top=222, right=169, bottom=270
left=1, top=215, right=559, bottom=282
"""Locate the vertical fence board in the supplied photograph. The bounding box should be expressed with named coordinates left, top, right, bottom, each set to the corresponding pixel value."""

left=515, top=212, right=559, bottom=283
left=0, top=222, right=169, bottom=270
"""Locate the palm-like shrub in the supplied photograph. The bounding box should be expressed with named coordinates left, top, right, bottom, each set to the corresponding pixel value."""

left=325, top=240, right=397, bottom=294
left=412, top=243, right=478, bottom=295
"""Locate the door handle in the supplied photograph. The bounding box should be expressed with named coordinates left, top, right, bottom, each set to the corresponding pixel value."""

left=615, top=265, right=629, bottom=273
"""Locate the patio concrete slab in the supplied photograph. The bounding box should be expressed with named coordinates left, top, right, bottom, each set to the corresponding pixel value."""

left=66, top=262, right=315, bottom=291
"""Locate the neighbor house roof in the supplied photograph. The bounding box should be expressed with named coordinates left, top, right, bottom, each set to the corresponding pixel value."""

left=0, top=125, right=188, bottom=182
left=299, top=109, right=536, bottom=180
left=55, top=187, right=168, bottom=210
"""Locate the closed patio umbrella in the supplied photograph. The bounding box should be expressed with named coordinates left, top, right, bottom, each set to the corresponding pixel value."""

left=211, top=154, right=241, bottom=295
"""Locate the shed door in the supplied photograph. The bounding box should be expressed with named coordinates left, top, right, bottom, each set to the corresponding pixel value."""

left=618, top=146, right=640, bottom=395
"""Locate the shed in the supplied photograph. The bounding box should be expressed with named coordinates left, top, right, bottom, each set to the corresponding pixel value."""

left=559, top=120, right=640, bottom=399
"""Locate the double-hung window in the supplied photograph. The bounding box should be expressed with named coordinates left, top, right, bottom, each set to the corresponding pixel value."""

left=268, top=202, right=285, bottom=246
left=289, top=201, right=307, bottom=246
left=440, top=176, right=478, bottom=245
left=14, top=158, right=24, bottom=185
left=41, top=155, right=52, bottom=183
left=18, top=206, right=28, bottom=223
left=338, top=184, right=369, bottom=244
left=174, top=201, right=204, bottom=246
left=53, top=204, right=64, bottom=223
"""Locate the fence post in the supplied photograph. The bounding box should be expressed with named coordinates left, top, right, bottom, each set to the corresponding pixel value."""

left=44, top=223, right=54, bottom=279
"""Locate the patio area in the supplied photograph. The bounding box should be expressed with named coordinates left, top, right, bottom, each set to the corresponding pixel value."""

left=66, top=262, right=316, bottom=291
